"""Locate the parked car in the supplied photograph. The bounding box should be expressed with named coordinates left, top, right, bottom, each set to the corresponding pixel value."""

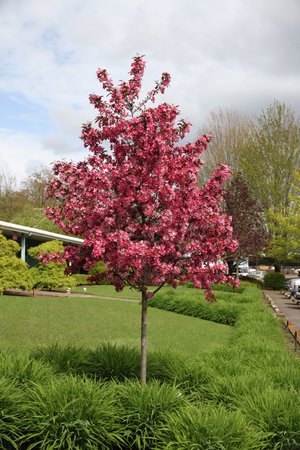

left=293, top=286, right=300, bottom=304
left=255, top=270, right=266, bottom=280
left=288, top=278, right=300, bottom=303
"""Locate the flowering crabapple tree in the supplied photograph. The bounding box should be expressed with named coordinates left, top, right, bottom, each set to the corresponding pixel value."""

left=46, top=56, right=237, bottom=384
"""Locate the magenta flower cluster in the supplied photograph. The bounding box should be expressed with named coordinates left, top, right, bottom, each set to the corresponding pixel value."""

left=46, top=56, right=238, bottom=300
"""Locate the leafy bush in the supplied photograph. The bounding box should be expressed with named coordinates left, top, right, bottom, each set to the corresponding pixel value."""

left=241, top=276, right=263, bottom=287
left=0, top=231, right=33, bottom=294
left=82, top=343, right=141, bottom=381
left=263, top=272, right=285, bottom=289
left=31, top=343, right=189, bottom=384
left=28, top=241, right=77, bottom=290
left=72, top=273, right=89, bottom=285
left=87, top=261, right=111, bottom=284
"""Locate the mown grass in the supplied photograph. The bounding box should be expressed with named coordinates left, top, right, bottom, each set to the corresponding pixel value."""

left=0, top=294, right=232, bottom=355
left=72, top=283, right=171, bottom=300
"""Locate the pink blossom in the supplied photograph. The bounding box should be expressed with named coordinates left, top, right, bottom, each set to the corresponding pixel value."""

left=46, top=56, right=237, bottom=301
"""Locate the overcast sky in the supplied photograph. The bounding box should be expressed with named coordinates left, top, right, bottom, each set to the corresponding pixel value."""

left=0, top=0, right=299, bottom=186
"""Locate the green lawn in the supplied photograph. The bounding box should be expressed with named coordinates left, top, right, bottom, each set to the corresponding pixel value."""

left=0, top=295, right=232, bottom=356
left=72, top=284, right=173, bottom=300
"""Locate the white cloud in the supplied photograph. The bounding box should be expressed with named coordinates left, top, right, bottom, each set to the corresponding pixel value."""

left=0, top=128, right=55, bottom=185
left=0, top=0, right=299, bottom=183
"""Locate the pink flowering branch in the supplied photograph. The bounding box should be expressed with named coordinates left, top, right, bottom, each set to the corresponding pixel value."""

left=46, top=56, right=238, bottom=383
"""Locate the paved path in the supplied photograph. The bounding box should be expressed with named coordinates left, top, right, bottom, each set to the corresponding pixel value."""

left=4, top=288, right=138, bottom=303
left=264, top=289, right=300, bottom=329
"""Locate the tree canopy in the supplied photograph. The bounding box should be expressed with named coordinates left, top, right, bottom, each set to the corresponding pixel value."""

left=224, top=173, right=269, bottom=273
left=45, top=56, right=237, bottom=383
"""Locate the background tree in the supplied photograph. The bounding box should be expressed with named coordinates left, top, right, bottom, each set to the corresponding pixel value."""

left=0, top=167, right=61, bottom=233
left=0, top=172, right=28, bottom=222
left=240, top=100, right=300, bottom=269
left=11, top=204, right=62, bottom=233
left=0, top=231, right=33, bottom=294
left=28, top=241, right=77, bottom=290
left=45, top=56, right=237, bottom=384
left=199, top=107, right=251, bottom=183
left=21, top=167, right=53, bottom=207
left=223, top=173, right=269, bottom=276
left=267, top=171, right=300, bottom=265
left=240, top=100, right=300, bottom=214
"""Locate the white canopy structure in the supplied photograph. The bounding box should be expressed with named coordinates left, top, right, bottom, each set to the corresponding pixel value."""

left=0, top=220, right=83, bottom=263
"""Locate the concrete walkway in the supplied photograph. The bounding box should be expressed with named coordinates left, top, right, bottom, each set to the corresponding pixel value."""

left=3, top=288, right=138, bottom=303
left=264, top=289, right=300, bottom=329
left=263, top=289, right=300, bottom=350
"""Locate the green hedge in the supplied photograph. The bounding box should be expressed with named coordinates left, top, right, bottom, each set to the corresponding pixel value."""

left=147, top=288, right=241, bottom=325
left=263, top=272, right=285, bottom=289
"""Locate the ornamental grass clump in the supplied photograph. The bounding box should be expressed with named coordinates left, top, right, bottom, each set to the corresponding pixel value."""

left=21, top=375, right=125, bottom=450
left=148, top=289, right=239, bottom=325
left=82, top=343, right=141, bottom=381
left=155, top=403, right=266, bottom=450
left=0, top=351, right=54, bottom=387
left=0, top=376, right=27, bottom=449
left=32, top=342, right=190, bottom=384
left=31, top=343, right=87, bottom=375
left=237, top=387, right=300, bottom=449
left=115, top=380, right=186, bottom=450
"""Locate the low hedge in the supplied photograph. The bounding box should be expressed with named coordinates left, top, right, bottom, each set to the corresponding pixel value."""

left=147, top=288, right=241, bottom=325
left=263, top=272, right=285, bottom=290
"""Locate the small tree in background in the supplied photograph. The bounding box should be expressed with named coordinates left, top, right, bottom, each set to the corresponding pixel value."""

left=224, top=173, right=269, bottom=276
left=28, top=241, right=76, bottom=290
left=268, top=171, right=300, bottom=268
left=0, top=231, right=33, bottom=294
left=45, top=56, right=237, bottom=383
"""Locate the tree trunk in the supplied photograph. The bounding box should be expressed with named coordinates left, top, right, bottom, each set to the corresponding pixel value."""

left=274, top=262, right=281, bottom=272
left=235, top=260, right=240, bottom=280
left=227, top=260, right=235, bottom=276
left=140, top=290, right=148, bottom=385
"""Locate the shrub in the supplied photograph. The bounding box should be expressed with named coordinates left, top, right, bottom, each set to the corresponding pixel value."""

left=87, top=261, right=111, bottom=285
left=263, top=272, right=285, bottom=289
left=0, top=231, right=33, bottom=294
left=240, top=276, right=263, bottom=287
left=28, top=241, right=77, bottom=290
left=212, top=283, right=245, bottom=294
left=72, top=273, right=89, bottom=285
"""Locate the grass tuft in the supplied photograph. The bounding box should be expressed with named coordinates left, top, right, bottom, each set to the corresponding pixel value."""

left=21, top=375, right=125, bottom=450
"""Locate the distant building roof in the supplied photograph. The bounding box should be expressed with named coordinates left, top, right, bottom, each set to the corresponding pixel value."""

left=0, top=220, right=83, bottom=245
